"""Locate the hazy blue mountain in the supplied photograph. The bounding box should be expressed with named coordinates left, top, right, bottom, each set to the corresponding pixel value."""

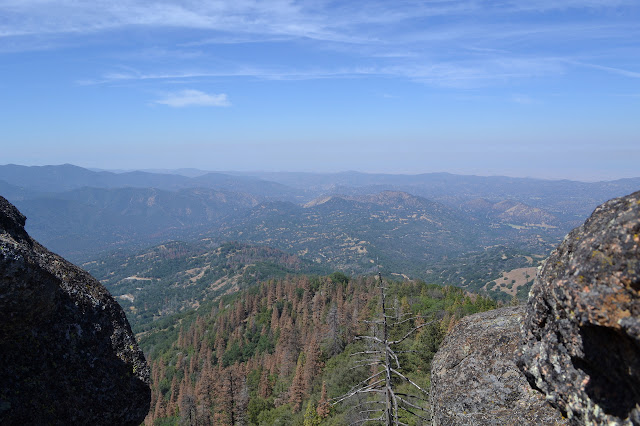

left=0, top=164, right=303, bottom=199
left=5, top=164, right=636, bottom=217
left=0, top=164, right=114, bottom=192
left=0, top=179, right=42, bottom=201
left=0, top=163, right=189, bottom=192
left=139, top=168, right=213, bottom=177
left=11, top=186, right=259, bottom=262
left=231, top=170, right=640, bottom=223
left=189, top=172, right=306, bottom=201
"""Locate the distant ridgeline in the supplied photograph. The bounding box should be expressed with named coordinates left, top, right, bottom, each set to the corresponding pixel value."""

left=3, top=163, right=640, bottom=303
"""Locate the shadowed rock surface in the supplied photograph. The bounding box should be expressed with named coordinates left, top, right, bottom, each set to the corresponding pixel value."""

left=430, top=305, right=566, bottom=425
left=519, top=190, right=640, bottom=425
left=0, top=196, right=150, bottom=425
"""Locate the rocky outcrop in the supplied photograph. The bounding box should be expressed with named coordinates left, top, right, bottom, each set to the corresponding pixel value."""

left=519, top=190, right=640, bottom=424
left=0, top=196, right=150, bottom=425
left=430, top=306, right=567, bottom=425
left=430, top=191, right=640, bottom=424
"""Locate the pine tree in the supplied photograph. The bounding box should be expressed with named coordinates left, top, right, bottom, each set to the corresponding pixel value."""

left=270, top=305, right=280, bottom=329
left=178, top=382, right=196, bottom=426
left=303, top=400, right=321, bottom=426
left=233, top=372, right=250, bottom=425
left=258, top=370, right=272, bottom=399
left=152, top=390, right=166, bottom=420
left=166, top=375, right=180, bottom=417
left=316, top=382, right=331, bottom=419
left=289, top=352, right=307, bottom=412
left=303, top=335, right=322, bottom=393
left=195, top=364, right=214, bottom=424
left=213, top=366, right=235, bottom=425
left=326, top=303, right=343, bottom=356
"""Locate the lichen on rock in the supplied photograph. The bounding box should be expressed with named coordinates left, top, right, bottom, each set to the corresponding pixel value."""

left=519, top=190, right=640, bottom=425
left=0, top=196, right=150, bottom=425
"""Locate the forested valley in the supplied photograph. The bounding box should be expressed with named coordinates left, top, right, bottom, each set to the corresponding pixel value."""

left=141, top=274, right=496, bottom=425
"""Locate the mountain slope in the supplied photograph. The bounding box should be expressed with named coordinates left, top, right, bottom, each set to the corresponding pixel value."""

left=84, top=240, right=327, bottom=331
left=216, top=191, right=483, bottom=275
left=12, top=187, right=259, bottom=262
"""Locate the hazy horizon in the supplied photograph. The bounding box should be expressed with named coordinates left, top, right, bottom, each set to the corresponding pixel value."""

left=2, top=1, right=638, bottom=182
left=2, top=162, right=638, bottom=183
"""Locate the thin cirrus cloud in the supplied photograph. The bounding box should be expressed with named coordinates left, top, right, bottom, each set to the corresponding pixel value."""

left=95, top=55, right=566, bottom=87
left=1, top=0, right=632, bottom=42
left=0, top=0, right=323, bottom=39
left=2, top=0, right=638, bottom=89
left=154, top=90, right=230, bottom=108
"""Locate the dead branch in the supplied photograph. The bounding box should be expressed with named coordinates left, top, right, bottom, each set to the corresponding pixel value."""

left=390, top=368, right=428, bottom=394
left=397, top=396, right=430, bottom=412
left=398, top=405, right=431, bottom=421
left=389, top=321, right=436, bottom=346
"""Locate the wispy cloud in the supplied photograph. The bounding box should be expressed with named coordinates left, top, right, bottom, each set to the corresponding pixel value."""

left=2, top=0, right=633, bottom=41
left=154, top=90, right=230, bottom=108
left=0, top=1, right=325, bottom=40
left=571, top=61, right=640, bottom=78
left=6, top=0, right=638, bottom=89
left=495, top=0, right=635, bottom=13
left=92, top=67, right=382, bottom=83
left=85, top=54, right=567, bottom=89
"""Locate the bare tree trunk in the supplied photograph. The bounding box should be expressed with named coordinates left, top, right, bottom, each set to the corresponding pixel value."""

left=333, top=273, right=432, bottom=426
left=381, top=278, right=393, bottom=426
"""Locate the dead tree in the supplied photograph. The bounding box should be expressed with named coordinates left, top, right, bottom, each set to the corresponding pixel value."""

left=333, top=273, right=432, bottom=425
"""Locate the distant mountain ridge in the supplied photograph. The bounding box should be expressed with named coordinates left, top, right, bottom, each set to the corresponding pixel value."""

left=12, top=186, right=259, bottom=260
left=304, top=190, right=438, bottom=209
left=239, top=170, right=640, bottom=223
left=0, top=164, right=304, bottom=200
left=1, top=163, right=638, bottom=302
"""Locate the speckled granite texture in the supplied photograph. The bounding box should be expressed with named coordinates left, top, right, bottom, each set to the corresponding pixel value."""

left=519, top=190, right=640, bottom=425
left=430, top=306, right=567, bottom=425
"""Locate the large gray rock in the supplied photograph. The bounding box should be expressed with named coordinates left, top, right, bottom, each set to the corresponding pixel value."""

left=430, top=306, right=566, bottom=425
left=519, top=190, right=640, bottom=425
left=0, top=196, right=150, bottom=425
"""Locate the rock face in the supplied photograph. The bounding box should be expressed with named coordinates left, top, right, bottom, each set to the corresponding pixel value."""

left=519, top=190, right=640, bottom=424
left=430, top=305, right=567, bottom=425
left=0, top=196, right=150, bottom=424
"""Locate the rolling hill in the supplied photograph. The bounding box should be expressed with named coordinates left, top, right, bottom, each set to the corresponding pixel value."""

left=84, top=241, right=327, bottom=331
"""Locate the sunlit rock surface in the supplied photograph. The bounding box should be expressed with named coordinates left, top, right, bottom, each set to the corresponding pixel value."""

left=430, top=306, right=566, bottom=425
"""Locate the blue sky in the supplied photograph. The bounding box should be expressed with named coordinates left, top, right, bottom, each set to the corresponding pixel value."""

left=1, top=0, right=639, bottom=180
